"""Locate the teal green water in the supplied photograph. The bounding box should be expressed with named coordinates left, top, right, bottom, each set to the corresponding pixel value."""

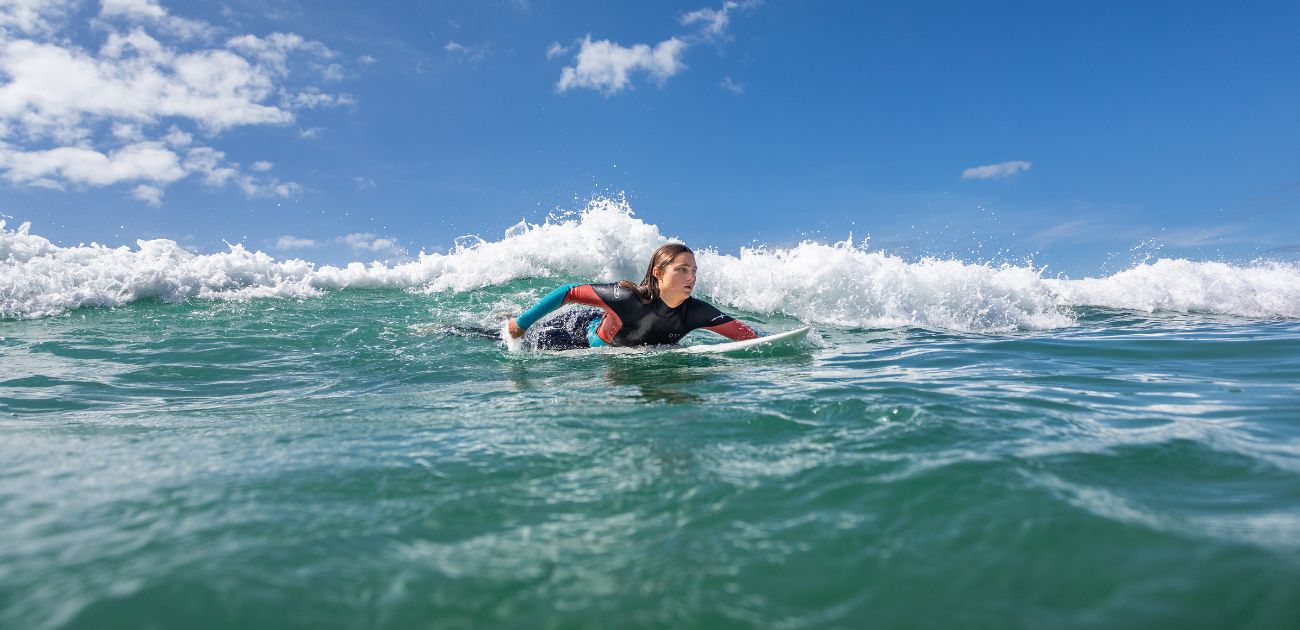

left=3, top=284, right=1299, bottom=628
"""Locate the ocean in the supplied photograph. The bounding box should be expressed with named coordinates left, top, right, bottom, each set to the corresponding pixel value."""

left=3, top=201, right=1299, bottom=628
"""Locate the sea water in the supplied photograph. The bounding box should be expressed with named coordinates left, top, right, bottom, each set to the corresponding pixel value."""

left=2, top=200, right=1299, bottom=628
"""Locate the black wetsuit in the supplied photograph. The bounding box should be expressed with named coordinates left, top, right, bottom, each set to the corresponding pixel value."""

left=517, top=283, right=758, bottom=350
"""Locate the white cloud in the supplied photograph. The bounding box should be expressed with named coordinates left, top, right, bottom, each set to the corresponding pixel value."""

left=100, top=0, right=215, bottom=40
left=0, top=35, right=289, bottom=141
left=276, top=235, right=318, bottom=249
left=353, top=176, right=375, bottom=189
left=545, top=41, right=569, bottom=61
left=112, top=121, right=144, bottom=140
left=0, top=0, right=72, bottom=37
left=0, top=141, right=186, bottom=187
left=680, top=1, right=739, bottom=42
left=342, top=232, right=392, bottom=251
left=962, top=160, right=1032, bottom=180
left=298, top=126, right=323, bottom=139
left=358, top=54, right=377, bottom=65
left=340, top=232, right=405, bottom=259
left=271, top=181, right=301, bottom=196
left=101, top=0, right=166, bottom=21
left=182, top=145, right=300, bottom=198
left=131, top=183, right=163, bottom=205
left=287, top=89, right=355, bottom=109
left=556, top=36, right=686, bottom=95
left=320, top=62, right=344, bottom=81
left=443, top=40, right=488, bottom=63
left=720, top=76, right=743, bottom=94
left=0, top=138, right=298, bottom=204
left=552, top=2, right=757, bottom=94
left=161, top=125, right=191, bottom=147
left=226, top=32, right=332, bottom=76
left=251, top=160, right=272, bottom=172
left=0, top=3, right=348, bottom=202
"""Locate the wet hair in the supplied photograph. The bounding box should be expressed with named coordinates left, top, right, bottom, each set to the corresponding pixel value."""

left=619, top=243, right=694, bottom=304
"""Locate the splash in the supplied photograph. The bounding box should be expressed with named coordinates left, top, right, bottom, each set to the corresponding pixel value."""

left=4, top=202, right=1300, bottom=328
left=1048, top=259, right=1300, bottom=319
left=698, top=241, right=1070, bottom=331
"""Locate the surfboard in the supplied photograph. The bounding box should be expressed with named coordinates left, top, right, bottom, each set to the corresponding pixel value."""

left=500, top=321, right=812, bottom=354
left=671, top=326, right=811, bottom=354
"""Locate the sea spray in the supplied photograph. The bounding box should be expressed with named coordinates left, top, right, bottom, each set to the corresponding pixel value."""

left=698, top=240, right=1071, bottom=332
left=5, top=202, right=1300, bottom=326
left=1047, top=258, right=1300, bottom=319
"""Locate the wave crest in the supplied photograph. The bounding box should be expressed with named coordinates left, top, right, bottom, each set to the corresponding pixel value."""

left=5, top=204, right=1299, bottom=327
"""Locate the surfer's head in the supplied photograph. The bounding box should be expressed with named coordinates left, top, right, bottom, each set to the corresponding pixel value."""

left=622, top=243, right=695, bottom=305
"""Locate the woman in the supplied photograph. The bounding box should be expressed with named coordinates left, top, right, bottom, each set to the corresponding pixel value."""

left=508, top=243, right=760, bottom=350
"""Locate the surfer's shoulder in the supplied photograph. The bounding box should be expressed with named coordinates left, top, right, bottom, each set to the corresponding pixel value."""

left=590, top=281, right=636, bottom=302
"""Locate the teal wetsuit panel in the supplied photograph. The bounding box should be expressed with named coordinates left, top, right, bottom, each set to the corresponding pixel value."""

left=516, top=284, right=576, bottom=329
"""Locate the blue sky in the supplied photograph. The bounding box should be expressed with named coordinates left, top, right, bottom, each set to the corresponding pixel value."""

left=2, top=0, right=1298, bottom=276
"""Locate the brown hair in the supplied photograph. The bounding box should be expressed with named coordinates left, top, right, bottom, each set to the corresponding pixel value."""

left=619, top=243, right=693, bottom=304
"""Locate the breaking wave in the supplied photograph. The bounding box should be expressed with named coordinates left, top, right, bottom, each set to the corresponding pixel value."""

left=4, top=198, right=1299, bottom=329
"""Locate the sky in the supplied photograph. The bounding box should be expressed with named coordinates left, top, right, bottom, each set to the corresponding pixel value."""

left=1, top=0, right=1298, bottom=277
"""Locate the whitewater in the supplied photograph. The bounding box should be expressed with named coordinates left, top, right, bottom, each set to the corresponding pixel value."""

left=3, top=198, right=1299, bottom=628
left=5, top=198, right=1300, bottom=326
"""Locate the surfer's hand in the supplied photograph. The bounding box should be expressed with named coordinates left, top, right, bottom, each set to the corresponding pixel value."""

left=507, top=319, right=525, bottom=339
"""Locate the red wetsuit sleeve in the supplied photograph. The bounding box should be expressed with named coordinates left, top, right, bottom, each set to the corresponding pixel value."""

left=565, top=285, right=623, bottom=344
left=704, top=319, right=760, bottom=341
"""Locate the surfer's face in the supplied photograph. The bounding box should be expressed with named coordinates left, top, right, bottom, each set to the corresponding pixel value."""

left=655, top=252, right=697, bottom=304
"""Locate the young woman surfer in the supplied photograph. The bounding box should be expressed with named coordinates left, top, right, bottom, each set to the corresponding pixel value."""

left=507, top=243, right=760, bottom=350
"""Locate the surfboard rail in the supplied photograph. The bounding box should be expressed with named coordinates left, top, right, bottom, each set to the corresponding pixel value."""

left=672, top=326, right=811, bottom=354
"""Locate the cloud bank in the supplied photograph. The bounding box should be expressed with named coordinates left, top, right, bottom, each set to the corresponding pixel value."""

left=0, top=0, right=353, bottom=204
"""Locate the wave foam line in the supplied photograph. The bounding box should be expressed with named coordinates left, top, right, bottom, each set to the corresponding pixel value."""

left=5, top=200, right=1300, bottom=326
left=1048, top=259, right=1300, bottom=319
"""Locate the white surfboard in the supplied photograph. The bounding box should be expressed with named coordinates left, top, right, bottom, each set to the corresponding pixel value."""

left=671, top=326, right=811, bottom=354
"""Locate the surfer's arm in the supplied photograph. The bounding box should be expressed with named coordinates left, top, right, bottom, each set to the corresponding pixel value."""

left=704, top=319, right=761, bottom=341
left=511, top=284, right=615, bottom=339
left=513, top=284, right=578, bottom=333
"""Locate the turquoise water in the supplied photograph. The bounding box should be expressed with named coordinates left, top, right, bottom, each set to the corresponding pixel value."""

left=3, top=283, right=1299, bottom=628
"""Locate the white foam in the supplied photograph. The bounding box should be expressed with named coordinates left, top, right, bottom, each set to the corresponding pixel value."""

left=1047, top=258, right=1300, bottom=319
left=698, top=241, right=1071, bottom=331
left=4, top=204, right=1300, bottom=327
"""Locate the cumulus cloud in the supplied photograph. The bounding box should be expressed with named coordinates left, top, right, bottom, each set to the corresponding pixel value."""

left=132, top=183, right=164, bottom=206
left=340, top=232, right=406, bottom=259
left=0, top=0, right=72, bottom=37
left=0, top=1, right=350, bottom=203
left=251, top=160, right=272, bottom=172
left=720, top=76, right=743, bottom=94
left=556, top=36, right=686, bottom=95
left=551, top=1, right=755, bottom=95
left=99, top=0, right=214, bottom=40
left=0, top=141, right=186, bottom=187
left=276, top=235, right=318, bottom=249
left=962, top=160, right=1032, bottom=180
